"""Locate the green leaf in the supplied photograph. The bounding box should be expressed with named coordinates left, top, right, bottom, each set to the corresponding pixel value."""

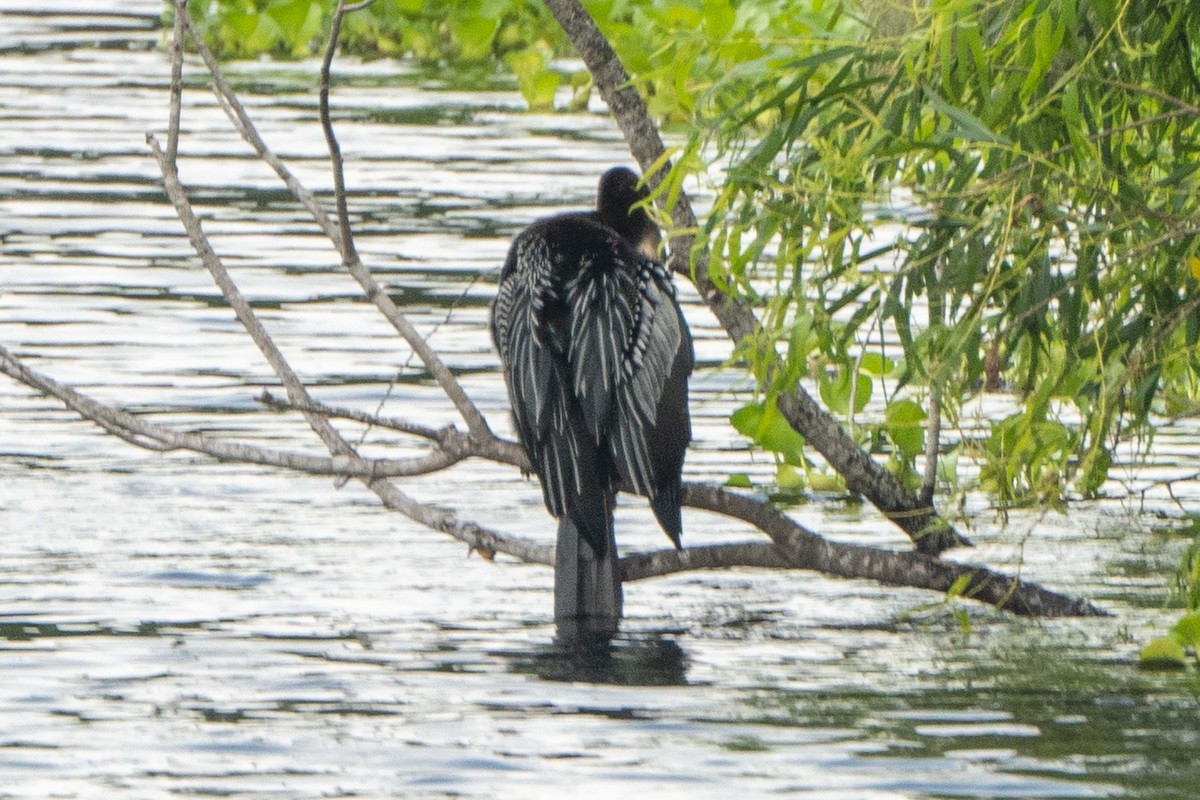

left=923, top=85, right=1013, bottom=146
left=1171, top=612, right=1200, bottom=648
left=265, top=0, right=321, bottom=57
left=859, top=351, right=894, bottom=377
left=703, top=0, right=735, bottom=42
left=266, top=0, right=312, bottom=29
left=885, top=399, right=926, bottom=459
left=505, top=48, right=560, bottom=110
left=805, top=467, right=845, bottom=494
left=818, top=365, right=872, bottom=415
left=775, top=462, right=805, bottom=490
left=1075, top=445, right=1111, bottom=497
left=451, top=14, right=499, bottom=60
left=222, top=10, right=283, bottom=56
left=946, top=572, right=973, bottom=599
left=731, top=400, right=807, bottom=466
left=724, top=473, right=753, bottom=489
left=1139, top=636, right=1188, bottom=670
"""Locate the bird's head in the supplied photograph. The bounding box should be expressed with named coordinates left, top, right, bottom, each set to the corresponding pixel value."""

left=596, top=167, right=662, bottom=260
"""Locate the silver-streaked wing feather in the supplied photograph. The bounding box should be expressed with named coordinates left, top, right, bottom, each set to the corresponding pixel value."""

left=608, top=259, right=684, bottom=495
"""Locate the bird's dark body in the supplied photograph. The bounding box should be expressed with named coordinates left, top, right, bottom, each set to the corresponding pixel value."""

left=490, top=169, right=693, bottom=636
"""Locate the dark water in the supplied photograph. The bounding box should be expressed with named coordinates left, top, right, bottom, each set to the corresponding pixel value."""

left=2, top=3, right=1200, bottom=798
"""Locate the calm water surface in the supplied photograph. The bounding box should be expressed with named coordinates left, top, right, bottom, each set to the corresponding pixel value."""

left=2, top=3, right=1200, bottom=798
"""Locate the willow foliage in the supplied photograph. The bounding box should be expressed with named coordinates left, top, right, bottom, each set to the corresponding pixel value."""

left=178, top=0, right=1200, bottom=508
left=689, top=0, right=1200, bottom=506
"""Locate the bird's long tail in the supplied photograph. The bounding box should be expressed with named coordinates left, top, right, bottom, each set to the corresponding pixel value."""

left=554, top=512, right=622, bottom=642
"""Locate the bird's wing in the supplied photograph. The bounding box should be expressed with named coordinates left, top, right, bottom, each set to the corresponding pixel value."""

left=564, top=247, right=684, bottom=496
left=611, top=259, right=685, bottom=495
left=563, top=245, right=637, bottom=444
left=492, top=233, right=612, bottom=550
left=491, top=236, right=551, bottom=455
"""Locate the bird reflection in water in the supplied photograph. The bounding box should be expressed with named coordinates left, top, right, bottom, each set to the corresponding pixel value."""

left=513, top=633, right=689, bottom=686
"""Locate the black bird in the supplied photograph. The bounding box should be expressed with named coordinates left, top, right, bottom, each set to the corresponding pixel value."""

left=490, top=167, right=693, bottom=638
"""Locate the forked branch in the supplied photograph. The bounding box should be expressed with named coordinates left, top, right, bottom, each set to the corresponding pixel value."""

left=0, top=340, right=1102, bottom=616
left=172, top=0, right=490, bottom=440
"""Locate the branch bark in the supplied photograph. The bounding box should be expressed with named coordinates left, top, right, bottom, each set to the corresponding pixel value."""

left=541, top=0, right=968, bottom=555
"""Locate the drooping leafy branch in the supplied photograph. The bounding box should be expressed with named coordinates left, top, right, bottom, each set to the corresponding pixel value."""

left=691, top=0, right=1200, bottom=510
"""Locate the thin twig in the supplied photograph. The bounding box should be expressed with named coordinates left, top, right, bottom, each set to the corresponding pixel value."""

left=321, top=1, right=359, bottom=266
left=173, top=3, right=491, bottom=439
left=166, top=0, right=185, bottom=164
left=258, top=389, right=444, bottom=441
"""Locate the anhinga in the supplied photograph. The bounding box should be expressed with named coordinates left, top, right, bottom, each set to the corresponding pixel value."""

left=490, top=167, right=693, bottom=639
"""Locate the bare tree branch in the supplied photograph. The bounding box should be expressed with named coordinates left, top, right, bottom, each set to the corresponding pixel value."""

left=541, top=0, right=970, bottom=555
left=166, top=0, right=185, bottom=165
left=674, top=483, right=1104, bottom=616
left=238, top=383, right=1113, bottom=614
left=1, top=336, right=1104, bottom=616
left=0, top=0, right=1101, bottom=619
left=147, top=6, right=553, bottom=568
left=172, top=3, right=491, bottom=440
left=321, top=1, right=360, bottom=266
left=0, top=344, right=454, bottom=476
left=258, top=389, right=445, bottom=442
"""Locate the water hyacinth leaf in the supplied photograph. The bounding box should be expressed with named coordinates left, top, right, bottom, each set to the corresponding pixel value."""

left=505, top=48, right=560, bottom=110
left=805, top=466, right=845, bottom=494
left=222, top=9, right=281, bottom=56
left=724, top=472, right=753, bottom=489
left=776, top=462, right=805, bottom=490
left=859, top=351, right=894, bottom=377
left=265, top=0, right=322, bottom=56
left=451, top=14, right=499, bottom=60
